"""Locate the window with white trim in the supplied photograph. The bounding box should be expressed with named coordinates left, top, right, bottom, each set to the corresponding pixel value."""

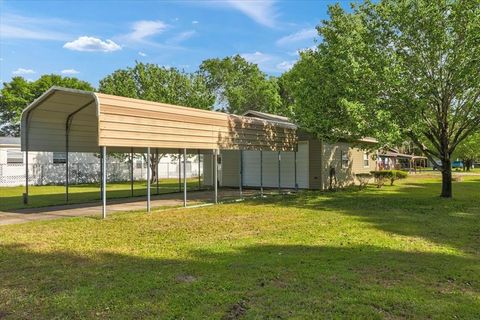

left=6, top=149, right=23, bottom=164
left=341, top=150, right=349, bottom=169
left=53, top=152, right=67, bottom=164
left=363, top=152, right=370, bottom=167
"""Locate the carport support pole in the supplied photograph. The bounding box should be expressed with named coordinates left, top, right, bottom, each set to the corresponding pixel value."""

left=130, top=148, right=134, bottom=197
left=147, top=147, right=151, bottom=213
left=25, top=147, right=29, bottom=204
left=239, top=150, right=243, bottom=199
left=65, top=133, right=69, bottom=203
left=278, top=151, right=281, bottom=194
left=156, top=148, right=159, bottom=195
left=183, top=148, right=187, bottom=207
left=178, top=149, right=182, bottom=192
left=101, top=146, right=107, bottom=219
left=294, top=150, right=298, bottom=191
left=213, top=150, right=218, bottom=204
left=260, top=151, right=264, bottom=197
left=198, top=149, right=201, bottom=190
left=24, top=113, right=30, bottom=204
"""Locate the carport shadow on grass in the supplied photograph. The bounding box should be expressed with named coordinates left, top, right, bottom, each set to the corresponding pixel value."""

left=247, top=179, right=480, bottom=255
left=0, top=243, right=478, bottom=319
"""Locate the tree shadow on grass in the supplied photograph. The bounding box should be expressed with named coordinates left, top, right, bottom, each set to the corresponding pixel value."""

left=0, top=243, right=479, bottom=319
left=251, top=179, right=480, bottom=255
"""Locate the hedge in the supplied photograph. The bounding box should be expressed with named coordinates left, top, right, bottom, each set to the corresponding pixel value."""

left=370, top=170, right=408, bottom=187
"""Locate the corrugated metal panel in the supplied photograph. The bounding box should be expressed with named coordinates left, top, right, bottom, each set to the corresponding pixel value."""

left=21, top=87, right=297, bottom=153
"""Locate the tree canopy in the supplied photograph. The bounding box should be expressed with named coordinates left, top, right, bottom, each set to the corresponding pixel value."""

left=0, top=75, right=94, bottom=136
left=98, top=62, right=215, bottom=110
left=200, top=55, right=282, bottom=115
left=284, top=0, right=480, bottom=197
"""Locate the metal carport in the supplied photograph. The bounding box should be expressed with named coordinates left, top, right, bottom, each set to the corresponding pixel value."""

left=21, top=87, right=298, bottom=218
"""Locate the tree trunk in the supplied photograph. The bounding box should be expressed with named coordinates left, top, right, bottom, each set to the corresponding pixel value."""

left=440, top=158, right=452, bottom=198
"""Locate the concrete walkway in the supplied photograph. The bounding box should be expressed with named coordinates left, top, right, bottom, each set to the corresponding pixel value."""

left=0, top=189, right=259, bottom=226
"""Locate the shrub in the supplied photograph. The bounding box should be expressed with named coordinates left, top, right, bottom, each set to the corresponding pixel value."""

left=370, top=170, right=408, bottom=187
left=355, top=173, right=372, bottom=188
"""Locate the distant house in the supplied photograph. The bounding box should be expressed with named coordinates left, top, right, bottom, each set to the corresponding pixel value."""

left=203, top=111, right=378, bottom=190
left=378, top=147, right=428, bottom=171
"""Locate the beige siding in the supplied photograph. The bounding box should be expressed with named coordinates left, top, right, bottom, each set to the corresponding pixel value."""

left=308, top=139, right=323, bottom=189
left=321, top=142, right=377, bottom=189
left=23, top=88, right=296, bottom=153
left=96, top=93, right=296, bottom=152
left=219, top=150, right=240, bottom=187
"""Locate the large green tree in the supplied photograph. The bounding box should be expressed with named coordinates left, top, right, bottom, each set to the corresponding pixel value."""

left=0, top=75, right=93, bottom=136
left=99, top=62, right=215, bottom=182
left=200, top=55, right=282, bottom=115
left=285, top=0, right=480, bottom=198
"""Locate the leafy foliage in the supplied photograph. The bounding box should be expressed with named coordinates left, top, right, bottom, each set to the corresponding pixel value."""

left=355, top=173, right=372, bottom=188
left=0, top=75, right=94, bottom=136
left=284, top=0, right=480, bottom=197
left=199, top=55, right=282, bottom=115
left=371, top=170, right=408, bottom=187
left=453, top=131, right=480, bottom=170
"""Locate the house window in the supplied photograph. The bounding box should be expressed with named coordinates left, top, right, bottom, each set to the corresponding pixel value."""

left=341, top=150, right=349, bottom=169
left=363, top=152, right=370, bottom=167
left=6, top=149, right=23, bottom=164
left=53, top=152, right=67, bottom=164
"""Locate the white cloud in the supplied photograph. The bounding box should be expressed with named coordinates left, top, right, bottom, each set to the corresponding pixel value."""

left=241, top=51, right=298, bottom=73
left=276, top=28, right=317, bottom=46
left=192, top=20, right=199, bottom=24
left=167, top=30, right=196, bottom=44
left=12, top=68, right=35, bottom=75
left=276, top=60, right=295, bottom=71
left=138, top=51, right=147, bottom=57
left=0, top=13, right=70, bottom=41
left=61, top=69, right=80, bottom=75
left=124, top=20, right=168, bottom=42
left=241, top=51, right=274, bottom=65
left=63, top=36, right=121, bottom=52
left=226, top=0, right=278, bottom=27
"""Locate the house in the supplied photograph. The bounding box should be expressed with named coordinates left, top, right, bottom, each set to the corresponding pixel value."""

left=0, top=137, right=200, bottom=186
left=378, top=147, right=427, bottom=171
left=203, top=111, right=378, bottom=190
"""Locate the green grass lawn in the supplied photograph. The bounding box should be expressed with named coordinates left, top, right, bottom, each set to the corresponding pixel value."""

left=0, top=178, right=202, bottom=211
left=0, top=175, right=479, bottom=319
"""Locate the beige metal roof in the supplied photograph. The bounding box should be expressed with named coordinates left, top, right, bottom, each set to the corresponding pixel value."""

left=21, top=87, right=297, bottom=153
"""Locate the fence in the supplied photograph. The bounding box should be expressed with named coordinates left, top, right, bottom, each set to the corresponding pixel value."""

left=0, top=160, right=202, bottom=187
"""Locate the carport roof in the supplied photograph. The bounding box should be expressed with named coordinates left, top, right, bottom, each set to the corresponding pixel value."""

left=21, top=87, right=297, bottom=153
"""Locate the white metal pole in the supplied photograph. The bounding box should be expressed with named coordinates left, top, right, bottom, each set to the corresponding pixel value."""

left=183, top=148, right=187, bottom=207
left=239, top=150, right=243, bottom=199
left=147, top=147, right=151, bottom=213
left=213, top=150, right=218, bottom=204
left=101, top=146, right=107, bottom=219
left=294, top=150, right=298, bottom=191
left=260, top=150, right=263, bottom=197
left=278, top=151, right=281, bottom=194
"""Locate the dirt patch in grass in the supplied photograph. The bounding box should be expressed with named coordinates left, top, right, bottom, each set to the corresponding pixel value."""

left=222, top=299, right=248, bottom=320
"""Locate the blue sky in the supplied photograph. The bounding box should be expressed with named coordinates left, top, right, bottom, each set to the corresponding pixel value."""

left=0, top=0, right=349, bottom=87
